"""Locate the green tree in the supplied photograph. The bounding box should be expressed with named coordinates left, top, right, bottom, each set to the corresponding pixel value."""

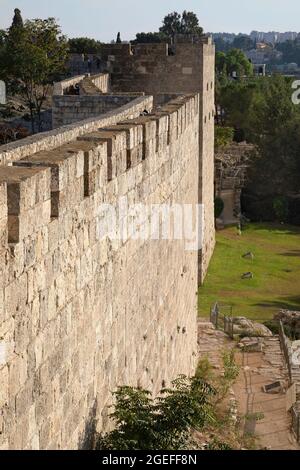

left=180, top=10, right=203, bottom=36
left=116, top=32, right=121, bottom=44
left=10, top=8, right=23, bottom=30
left=225, top=49, right=253, bottom=77
left=215, top=126, right=234, bottom=149
left=159, top=10, right=203, bottom=42
left=1, top=14, right=68, bottom=133
left=132, top=32, right=167, bottom=44
left=68, top=37, right=102, bottom=54
left=159, top=11, right=181, bottom=41
left=246, top=75, right=300, bottom=196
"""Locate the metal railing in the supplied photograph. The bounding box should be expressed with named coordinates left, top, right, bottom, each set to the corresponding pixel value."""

left=210, top=302, right=234, bottom=339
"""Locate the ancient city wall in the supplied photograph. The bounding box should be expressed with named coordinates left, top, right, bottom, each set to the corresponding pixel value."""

left=102, top=38, right=216, bottom=281
left=0, top=94, right=200, bottom=449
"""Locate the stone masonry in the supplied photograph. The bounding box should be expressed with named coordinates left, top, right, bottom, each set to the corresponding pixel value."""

left=0, top=93, right=201, bottom=449
left=0, top=39, right=215, bottom=450
left=101, top=38, right=216, bottom=281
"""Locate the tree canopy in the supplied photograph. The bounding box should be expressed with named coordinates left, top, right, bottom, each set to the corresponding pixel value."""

left=216, top=49, right=253, bottom=78
left=133, top=10, right=203, bottom=43
left=68, top=37, right=102, bottom=54
left=0, top=11, right=68, bottom=133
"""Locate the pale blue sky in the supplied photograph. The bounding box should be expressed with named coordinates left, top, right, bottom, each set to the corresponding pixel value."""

left=0, top=0, right=299, bottom=41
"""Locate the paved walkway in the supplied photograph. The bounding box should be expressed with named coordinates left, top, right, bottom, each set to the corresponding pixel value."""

left=233, top=337, right=299, bottom=450
left=198, top=320, right=300, bottom=450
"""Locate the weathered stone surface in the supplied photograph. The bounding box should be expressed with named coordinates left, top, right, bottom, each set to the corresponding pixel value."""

left=232, top=317, right=273, bottom=338
left=0, top=93, right=202, bottom=450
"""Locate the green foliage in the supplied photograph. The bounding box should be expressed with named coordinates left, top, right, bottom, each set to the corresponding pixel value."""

left=207, top=439, right=233, bottom=450
left=222, top=350, right=239, bottom=382
left=134, top=10, right=203, bottom=44
left=215, top=126, right=234, bottom=149
left=216, top=49, right=253, bottom=78
left=132, top=32, right=167, bottom=44
left=273, top=196, right=289, bottom=222
left=116, top=32, right=122, bottom=44
left=195, top=356, right=214, bottom=382
left=96, top=375, right=216, bottom=450
left=68, top=37, right=102, bottom=54
left=244, top=75, right=300, bottom=212
left=10, top=8, right=23, bottom=30
left=215, top=197, right=225, bottom=219
left=0, top=12, right=68, bottom=133
left=277, top=38, right=300, bottom=66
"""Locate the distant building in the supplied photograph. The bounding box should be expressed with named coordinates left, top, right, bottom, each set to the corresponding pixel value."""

left=250, top=30, right=298, bottom=44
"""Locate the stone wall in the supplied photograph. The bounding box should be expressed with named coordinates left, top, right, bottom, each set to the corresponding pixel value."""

left=101, top=38, right=216, bottom=282
left=0, top=96, right=153, bottom=166
left=52, top=95, right=143, bottom=129
left=0, top=94, right=200, bottom=449
left=53, top=74, right=110, bottom=96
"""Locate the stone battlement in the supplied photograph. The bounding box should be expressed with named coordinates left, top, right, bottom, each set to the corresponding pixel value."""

left=0, top=94, right=198, bottom=247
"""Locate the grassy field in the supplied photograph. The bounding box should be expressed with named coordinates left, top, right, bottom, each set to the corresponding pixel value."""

left=198, top=223, right=300, bottom=322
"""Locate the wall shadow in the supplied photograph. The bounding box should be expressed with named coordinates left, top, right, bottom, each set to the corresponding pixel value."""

left=78, top=399, right=98, bottom=450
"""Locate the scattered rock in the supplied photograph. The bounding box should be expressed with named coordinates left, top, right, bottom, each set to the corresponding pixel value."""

left=242, top=252, right=255, bottom=260
left=232, top=317, right=273, bottom=337
left=262, top=381, right=283, bottom=394
left=241, top=272, right=253, bottom=279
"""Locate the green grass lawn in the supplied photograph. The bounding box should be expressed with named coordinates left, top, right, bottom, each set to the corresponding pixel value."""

left=198, top=223, right=300, bottom=322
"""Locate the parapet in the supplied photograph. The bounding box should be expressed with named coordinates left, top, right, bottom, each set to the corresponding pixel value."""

left=0, top=93, right=199, bottom=250
left=0, top=95, right=153, bottom=166
left=53, top=73, right=110, bottom=96
left=101, top=36, right=214, bottom=60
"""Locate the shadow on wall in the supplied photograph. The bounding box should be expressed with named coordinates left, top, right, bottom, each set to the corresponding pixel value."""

left=78, top=400, right=98, bottom=450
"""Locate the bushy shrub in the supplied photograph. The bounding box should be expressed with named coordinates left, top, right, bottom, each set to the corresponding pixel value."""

left=96, top=375, right=216, bottom=451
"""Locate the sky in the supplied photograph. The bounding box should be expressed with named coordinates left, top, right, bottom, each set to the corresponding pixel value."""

left=0, top=0, right=300, bottom=42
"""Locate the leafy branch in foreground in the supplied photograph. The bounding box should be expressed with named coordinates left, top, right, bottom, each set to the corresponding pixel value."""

left=96, top=375, right=216, bottom=450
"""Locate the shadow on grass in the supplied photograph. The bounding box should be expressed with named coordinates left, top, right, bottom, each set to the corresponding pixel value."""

left=242, top=222, right=300, bottom=236
left=279, top=250, right=300, bottom=257
left=254, top=296, right=300, bottom=311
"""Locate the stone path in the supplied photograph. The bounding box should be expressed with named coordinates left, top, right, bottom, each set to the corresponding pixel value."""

left=198, top=320, right=300, bottom=450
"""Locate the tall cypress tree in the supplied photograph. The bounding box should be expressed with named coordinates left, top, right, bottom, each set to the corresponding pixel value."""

left=10, top=8, right=24, bottom=30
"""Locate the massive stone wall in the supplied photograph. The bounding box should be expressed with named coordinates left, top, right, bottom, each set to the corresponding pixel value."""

left=0, top=94, right=200, bottom=449
left=101, top=38, right=216, bottom=282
